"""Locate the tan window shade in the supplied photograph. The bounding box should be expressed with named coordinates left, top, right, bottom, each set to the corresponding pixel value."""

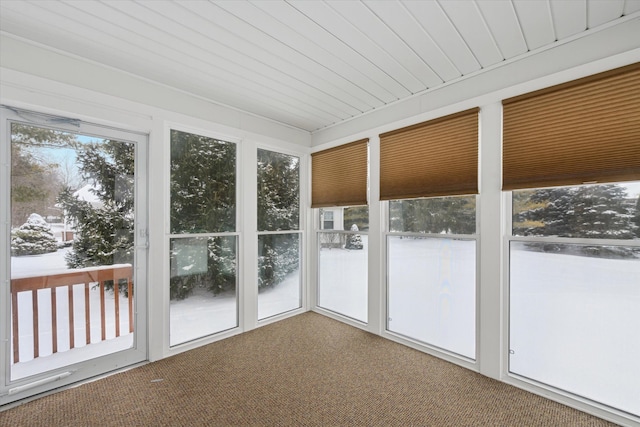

left=379, top=108, right=479, bottom=201
left=311, top=139, right=368, bottom=208
left=503, top=62, right=640, bottom=191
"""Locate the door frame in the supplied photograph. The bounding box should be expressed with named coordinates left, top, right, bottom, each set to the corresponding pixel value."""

left=0, top=105, right=148, bottom=405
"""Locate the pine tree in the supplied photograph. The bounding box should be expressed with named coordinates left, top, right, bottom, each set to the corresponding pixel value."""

left=389, top=196, right=475, bottom=234
left=513, top=184, right=636, bottom=257
left=11, top=213, right=59, bottom=256
left=57, top=140, right=135, bottom=270
left=633, top=195, right=640, bottom=238
left=10, top=124, right=70, bottom=226
left=257, top=149, right=300, bottom=289
left=169, top=130, right=237, bottom=299
left=345, top=224, right=363, bottom=250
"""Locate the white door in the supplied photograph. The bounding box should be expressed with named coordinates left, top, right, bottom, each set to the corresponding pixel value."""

left=0, top=106, right=147, bottom=405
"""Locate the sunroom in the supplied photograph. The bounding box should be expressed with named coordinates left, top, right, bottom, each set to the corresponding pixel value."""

left=1, top=1, right=639, bottom=425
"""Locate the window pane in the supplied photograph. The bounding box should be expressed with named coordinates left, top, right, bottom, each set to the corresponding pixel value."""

left=258, top=233, right=301, bottom=320
left=319, top=206, right=368, bottom=231
left=170, top=130, right=236, bottom=234
left=509, top=241, right=640, bottom=416
left=389, top=196, right=476, bottom=234
left=387, top=236, right=476, bottom=359
left=257, top=149, right=299, bottom=231
left=318, top=232, right=367, bottom=322
left=513, top=182, right=640, bottom=239
left=10, top=123, right=136, bottom=379
left=169, top=236, right=237, bottom=346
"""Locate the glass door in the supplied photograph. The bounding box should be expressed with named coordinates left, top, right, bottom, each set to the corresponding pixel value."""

left=1, top=107, right=147, bottom=404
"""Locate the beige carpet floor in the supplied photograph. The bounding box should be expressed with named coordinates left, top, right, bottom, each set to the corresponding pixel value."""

left=0, top=312, right=618, bottom=426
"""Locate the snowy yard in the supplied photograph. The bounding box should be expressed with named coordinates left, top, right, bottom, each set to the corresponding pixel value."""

left=9, top=241, right=639, bottom=416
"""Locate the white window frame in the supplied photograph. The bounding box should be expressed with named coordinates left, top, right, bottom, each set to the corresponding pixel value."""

left=382, top=195, right=480, bottom=367
left=503, top=185, right=640, bottom=423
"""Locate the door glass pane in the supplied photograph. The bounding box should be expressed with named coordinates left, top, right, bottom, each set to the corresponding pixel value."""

left=169, top=130, right=237, bottom=345
left=387, top=236, right=476, bottom=359
left=10, top=123, right=136, bottom=380
left=510, top=241, right=640, bottom=416
left=169, top=236, right=238, bottom=345
left=318, top=206, right=368, bottom=322
left=258, top=234, right=300, bottom=320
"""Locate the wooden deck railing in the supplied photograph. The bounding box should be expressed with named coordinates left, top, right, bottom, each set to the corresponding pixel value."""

left=10, top=264, right=134, bottom=363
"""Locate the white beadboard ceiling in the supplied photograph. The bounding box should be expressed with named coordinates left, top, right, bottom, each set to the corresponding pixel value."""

left=1, top=0, right=639, bottom=133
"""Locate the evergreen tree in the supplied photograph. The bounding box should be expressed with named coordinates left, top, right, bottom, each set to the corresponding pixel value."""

left=514, top=185, right=635, bottom=239
left=169, top=130, right=237, bottom=299
left=390, top=196, right=475, bottom=234
left=345, top=224, right=363, bottom=250
left=10, top=124, right=71, bottom=226
left=633, top=195, right=640, bottom=238
left=57, top=140, right=136, bottom=276
left=257, top=149, right=300, bottom=289
left=11, top=213, right=58, bottom=256
left=513, top=184, right=637, bottom=258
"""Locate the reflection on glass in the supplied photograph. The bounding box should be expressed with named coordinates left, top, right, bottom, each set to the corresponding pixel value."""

left=509, top=241, right=640, bottom=416
left=512, top=183, right=640, bottom=239
left=10, top=123, right=135, bottom=380
left=387, top=236, right=476, bottom=359
left=258, top=234, right=301, bottom=320
left=318, top=232, right=368, bottom=322
left=169, top=236, right=238, bottom=346
left=389, top=196, right=476, bottom=234
left=170, top=130, right=236, bottom=234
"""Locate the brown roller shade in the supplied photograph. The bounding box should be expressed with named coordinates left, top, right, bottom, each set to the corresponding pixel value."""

left=311, top=139, right=368, bottom=208
left=503, top=62, right=640, bottom=190
left=379, top=108, right=479, bottom=200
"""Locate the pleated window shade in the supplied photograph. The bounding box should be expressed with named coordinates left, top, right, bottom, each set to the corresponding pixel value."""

left=503, top=62, right=640, bottom=191
left=311, top=139, right=368, bottom=208
left=379, top=108, right=479, bottom=201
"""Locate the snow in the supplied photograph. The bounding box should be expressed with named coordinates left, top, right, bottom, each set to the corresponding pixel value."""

left=387, top=237, right=476, bottom=360
left=8, top=240, right=639, bottom=416
left=510, top=243, right=640, bottom=416
left=318, top=235, right=368, bottom=322
left=11, top=248, right=133, bottom=380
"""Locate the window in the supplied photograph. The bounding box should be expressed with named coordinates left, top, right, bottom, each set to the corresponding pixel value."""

left=317, top=206, right=368, bottom=323
left=387, top=196, right=477, bottom=359
left=322, top=210, right=334, bottom=230
left=169, top=130, right=238, bottom=346
left=381, top=109, right=479, bottom=360
left=257, top=149, right=301, bottom=320
left=312, top=139, right=369, bottom=323
left=509, top=182, right=640, bottom=416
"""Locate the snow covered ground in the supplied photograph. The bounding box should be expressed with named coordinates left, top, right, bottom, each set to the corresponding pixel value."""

left=9, top=241, right=639, bottom=416
left=169, top=271, right=302, bottom=347
left=318, top=235, right=368, bottom=322
left=387, top=237, right=476, bottom=360
left=510, top=243, right=640, bottom=416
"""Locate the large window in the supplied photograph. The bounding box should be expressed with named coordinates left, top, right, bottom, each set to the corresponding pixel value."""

left=257, top=149, right=301, bottom=320
left=169, top=130, right=238, bottom=346
left=509, top=182, right=640, bottom=417
left=387, top=196, right=477, bottom=359
left=312, top=139, right=369, bottom=323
